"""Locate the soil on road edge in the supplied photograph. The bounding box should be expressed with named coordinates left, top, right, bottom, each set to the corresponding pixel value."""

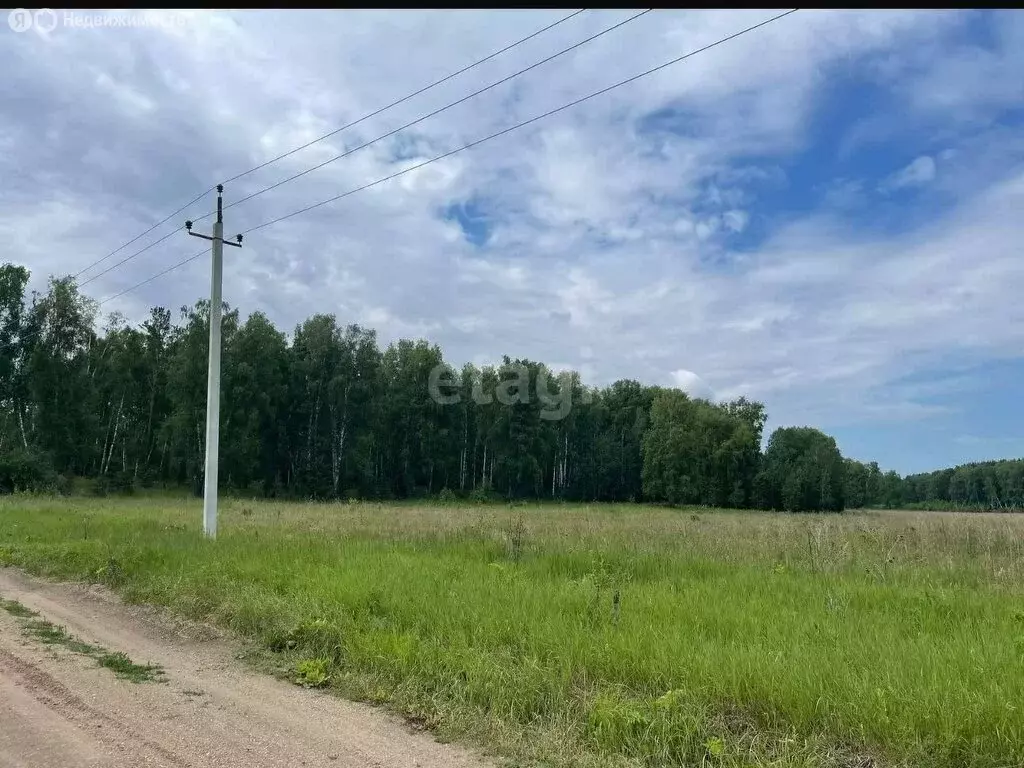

left=0, top=567, right=490, bottom=768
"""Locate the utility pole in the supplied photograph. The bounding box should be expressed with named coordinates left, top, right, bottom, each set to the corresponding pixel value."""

left=185, top=184, right=243, bottom=538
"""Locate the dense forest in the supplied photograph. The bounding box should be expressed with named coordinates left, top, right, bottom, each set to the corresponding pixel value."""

left=1, top=265, right=1021, bottom=512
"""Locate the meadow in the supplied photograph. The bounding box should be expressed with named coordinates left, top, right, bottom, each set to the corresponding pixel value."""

left=1, top=495, right=1022, bottom=768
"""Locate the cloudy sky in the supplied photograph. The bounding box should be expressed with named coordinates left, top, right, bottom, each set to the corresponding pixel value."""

left=3, top=9, right=1023, bottom=474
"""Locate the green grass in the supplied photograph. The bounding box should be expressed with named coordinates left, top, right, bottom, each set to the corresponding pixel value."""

left=2, top=591, right=165, bottom=683
left=1, top=597, right=38, bottom=618
left=96, top=650, right=165, bottom=683
left=1, top=496, right=1023, bottom=767
left=22, top=617, right=104, bottom=656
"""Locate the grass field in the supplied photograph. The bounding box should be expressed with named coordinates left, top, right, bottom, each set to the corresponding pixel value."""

left=1, top=496, right=1022, bottom=767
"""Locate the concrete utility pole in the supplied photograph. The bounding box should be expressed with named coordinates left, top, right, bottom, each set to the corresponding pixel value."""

left=185, top=184, right=243, bottom=538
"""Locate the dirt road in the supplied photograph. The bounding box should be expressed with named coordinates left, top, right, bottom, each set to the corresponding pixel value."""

left=0, top=568, right=488, bottom=768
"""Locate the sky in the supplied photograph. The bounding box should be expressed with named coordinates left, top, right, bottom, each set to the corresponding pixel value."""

left=2, top=8, right=1022, bottom=475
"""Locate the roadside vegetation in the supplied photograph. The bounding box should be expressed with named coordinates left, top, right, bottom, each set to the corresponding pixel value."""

left=1, top=592, right=165, bottom=683
left=2, top=495, right=1022, bottom=767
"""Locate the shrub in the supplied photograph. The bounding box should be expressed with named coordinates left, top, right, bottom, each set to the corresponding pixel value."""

left=53, top=474, right=73, bottom=496
left=89, top=475, right=108, bottom=497
left=135, top=467, right=157, bottom=489
left=0, top=448, right=57, bottom=494
left=469, top=486, right=496, bottom=504
left=92, top=471, right=136, bottom=497
left=108, top=471, right=136, bottom=495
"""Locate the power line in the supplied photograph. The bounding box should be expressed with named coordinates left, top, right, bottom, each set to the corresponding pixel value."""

left=71, top=189, right=212, bottom=281
left=0, top=246, right=205, bottom=354
left=99, top=8, right=798, bottom=308
left=220, top=9, right=588, bottom=187
left=244, top=10, right=798, bottom=235
left=93, top=10, right=651, bottom=282
left=98, top=249, right=208, bottom=306
left=193, top=9, right=653, bottom=223
left=78, top=228, right=180, bottom=288
left=68, top=10, right=586, bottom=285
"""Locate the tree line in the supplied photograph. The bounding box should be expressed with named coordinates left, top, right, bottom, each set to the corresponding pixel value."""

left=896, top=460, right=1024, bottom=511
left=1, top=264, right=1018, bottom=512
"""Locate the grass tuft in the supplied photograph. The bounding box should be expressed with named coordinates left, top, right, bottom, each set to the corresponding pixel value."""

left=6, top=606, right=165, bottom=684
left=97, top=651, right=164, bottom=683
left=22, top=618, right=102, bottom=656
left=1, top=598, right=38, bottom=618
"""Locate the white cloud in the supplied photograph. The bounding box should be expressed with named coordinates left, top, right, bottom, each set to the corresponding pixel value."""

left=671, top=369, right=715, bottom=400
left=722, top=210, right=749, bottom=233
left=695, top=218, right=719, bottom=241
left=880, top=155, right=937, bottom=192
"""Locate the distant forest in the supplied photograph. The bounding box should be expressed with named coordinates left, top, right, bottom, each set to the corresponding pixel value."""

left=2, top=265, right=1022, bottom=512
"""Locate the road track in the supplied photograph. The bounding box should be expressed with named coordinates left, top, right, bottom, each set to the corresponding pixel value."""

left=0, top=568, right=486, bottom=768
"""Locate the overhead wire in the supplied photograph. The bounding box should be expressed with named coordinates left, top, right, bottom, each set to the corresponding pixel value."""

left=98, top=249, right=209, bottom=307
left=68, top=10, right=587, bottom=282
left=219, top=9, right=589, bottom=187
left=202, top=10, right=653, bottom=221
left=78, top=228, right=180, bottom=288
left=242, top=9, right=799, bottom=235
left=98, top=9, right=798, bottom=306
left=71, top=189, right=212, bottom=281
left=106, top=8, right=654, bottom=281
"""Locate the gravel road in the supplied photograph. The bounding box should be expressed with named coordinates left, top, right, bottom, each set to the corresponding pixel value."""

left=0, top=568, right=487, bottom=768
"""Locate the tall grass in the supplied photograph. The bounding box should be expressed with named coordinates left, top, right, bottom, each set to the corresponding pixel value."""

left=1, top=496, right=1022, bottom=767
